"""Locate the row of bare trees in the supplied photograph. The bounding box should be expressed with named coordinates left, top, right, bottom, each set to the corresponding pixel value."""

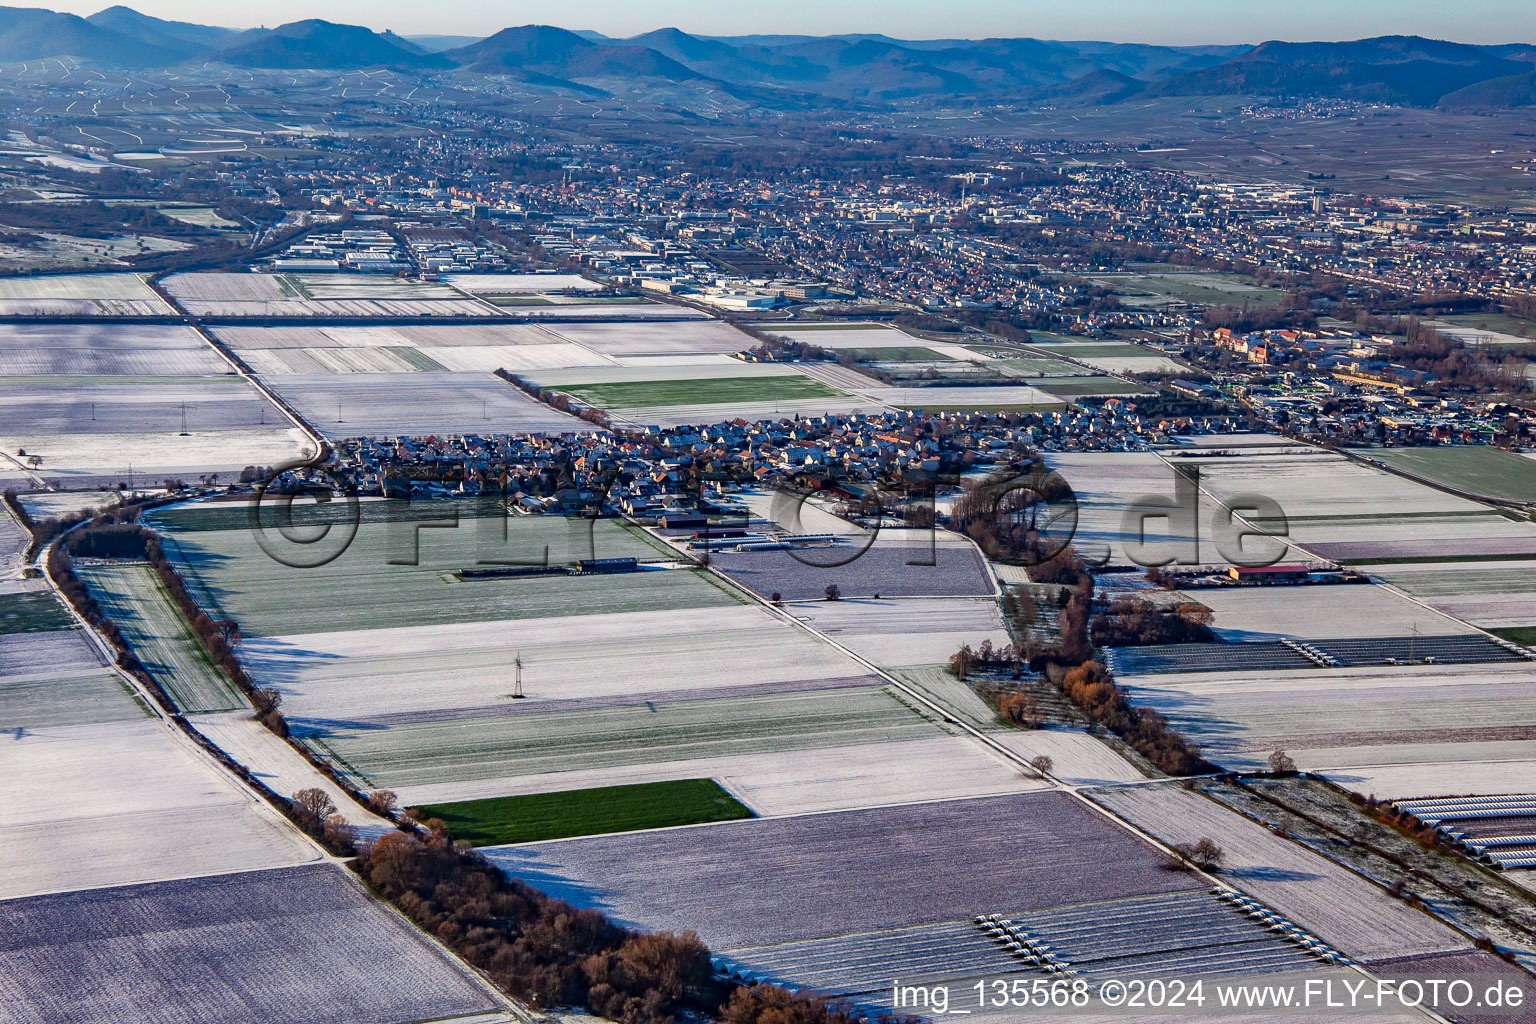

left=354, top=832, right=904, bottom=1024
left=495, top=369, right=613, bottom=428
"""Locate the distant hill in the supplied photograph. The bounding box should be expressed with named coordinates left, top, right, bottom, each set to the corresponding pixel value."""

left=0, top=8, right=1533, bottom=111
left=0, top=5, right=190, bottom=64
left=210, top=19, right=448, bottom=69
left=1440, top=69, right=1536, bottom=109
left=1037, top=68, right=1144, bottom=104
left=1149, top=35, right=1535, bottom=106
left=85, top=5, right=231, bottom=50
left=446, top=24, right=718, bottom=84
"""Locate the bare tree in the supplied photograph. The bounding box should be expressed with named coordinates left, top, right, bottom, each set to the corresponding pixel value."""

left=292, top=787, right=336, bottom=822
left=1172, top=838, right=1223, bottom=871
left=1028, top=754, right=1054, bottom=778
left=367, top=789, right=399, bottom=816
left=322, top=813, right=357, bottom=850
left=823, top=583, right=841, bottom=601
left=1267, top=749, right=1298, bottom=775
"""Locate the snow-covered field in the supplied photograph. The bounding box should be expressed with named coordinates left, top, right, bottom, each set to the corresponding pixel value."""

left=1088, top=783, right=1464, bottom=961
left=1322, top=759, right=1536, bottom=801
left=395, top=734, right=1047, bottom=816
left=858, top=384, right=1061, bottom=409
left=530, top=361, right=806, bottom=385
left=540, top=319, right=754, bottom=356
left=0, top=421, right=309, bottom=480
left=1193, top=584, right=1476, bottom=641
left=191, top=711, right=392, bottom=832
left=484, top=792, right=1194, bottom=950
left=261, top=372, right=595, bottom=438
left=791, top=596, right=1010, bottom=667
left=0, top=273, right=172, bottom=316
left=1, top=626, right=317, bottom=899
left=241, top=604, right=872, bottom=721
left=763, top=324, right=933, bottom=350
left=444, top=272, right=601, bottom=293
left=1044, top=451, right=1308, bottom=567
left=1369, top=562, right=1536, bottom=629
left=216, top=322, right=612, bottom=374
left=990, top=729, right=1150, bottom=786
left=0, top=864, right=500, bottom=1024
left=1124, top=661, right=1536, bottom=772
left=0, top=324, right=226, bottom=376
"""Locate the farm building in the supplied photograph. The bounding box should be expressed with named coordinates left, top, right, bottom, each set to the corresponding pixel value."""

left=1228, top=564, right=1311, bottom=584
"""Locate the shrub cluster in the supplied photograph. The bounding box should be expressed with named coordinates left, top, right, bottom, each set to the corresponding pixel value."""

left=1047, top=661, right=1211, bottom=775
left=1090, top=596, right=1214, bottom=647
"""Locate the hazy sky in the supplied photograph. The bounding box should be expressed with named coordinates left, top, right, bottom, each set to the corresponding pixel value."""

left=49, top=0, right=1536, bottom=44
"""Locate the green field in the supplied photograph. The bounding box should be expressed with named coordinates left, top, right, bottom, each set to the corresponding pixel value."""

left=487, top=295, right=555, bottom=306
left=0, top=592, right=75, bottom=635
left=851, top=347, right=953, bottom=361
left=415, top=778, right=753, bottom=846
left=1036, top=376, right=1149, bottom=397
left=1489, top=626, right=1536, bottom=645
left=75, top=563, right=247, bottom=713
left=1358, top=447, right=1536, bottom=504
left=1038, top=344, right=1155, bottom=360
left=1005, top=332, right=1085, bottom=346
left=552, top=374, right=842, bottom=409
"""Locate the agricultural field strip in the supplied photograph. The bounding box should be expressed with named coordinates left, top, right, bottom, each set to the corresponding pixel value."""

left=1042, top=451, right=1313, bottom=565
left=483, top=792, right=1201, bottom=951
left=546, top=374, right=846, bottom=410
left=1322, top=761, right=1536, bottom=801
left=531, top=361, right=809, bottom=385
left=191, top=711, right=393, bottom=833
left=1087, top=784, right=1465, bottom=962
left=726, top=890, right=1318, bottom=995
left=722, top=918, right=1033, bottom=994
left=1192, top=585, right=1478, bottom=641
left=0, top=629, right=144, bottom=728
left=538, top=319, right=755, bottom=357
left=0, top=863, right=501, bottom=1024
left=0, top=714, right=319, bottom=900
left=1123, top=664, right=1536, bottom=757
left=157, top=518, right=736, bottom=637
left=312, top=685, right=950, bottom=790
left=443, top=272, right=600, bottom=294
left=1349, top=446, right=1536, bottom=504
left=259, top=372, right=597, bottom=439
left=394, top=734, right=1048, bottom=817
left=856, top=384, right=1062, bottom=408
left=0, top=323, right=228, bottom=376
left=75, top=561, right=246, bottom=713
left=0, top=371, right=309, bottom=477
left=600, top=395, right=893, bottom=428
left=242, top=604, right=875, bottom=720
left=214, top=323, right=614, bottom=375
left=0, top=272, right=164, bottom=301
left=790, top=597, right=1012, bottom=668
left=709, top=536, right=996, bottom=601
